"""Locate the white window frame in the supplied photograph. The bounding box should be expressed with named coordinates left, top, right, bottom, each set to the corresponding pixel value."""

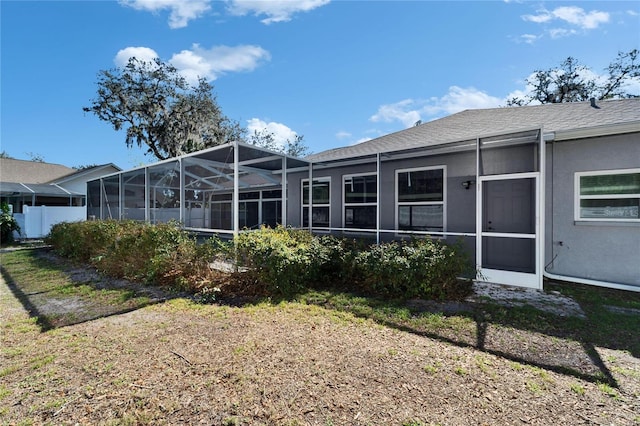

left=301, top=177, right=331, bottom=228
left=343, top=173, right=377, bottom=230
left=395, top=165, right=447, bottom=234
left=574, top=168, right=640, bottom=222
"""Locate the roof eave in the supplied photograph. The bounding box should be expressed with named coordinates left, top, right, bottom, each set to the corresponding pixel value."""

left=553, top=121, right=640, bottom=142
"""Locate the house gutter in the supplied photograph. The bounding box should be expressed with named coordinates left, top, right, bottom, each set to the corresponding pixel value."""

left=553, top=121, right=640, bottom=141
left=543, top=270, right=640, bottom=293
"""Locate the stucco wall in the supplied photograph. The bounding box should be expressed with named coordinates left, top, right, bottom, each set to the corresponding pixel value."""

left=286, top=150, right=480, bottom=260
left=545, top=132, right=640, bottom=287
left=287, top=146, right=535, bottom=262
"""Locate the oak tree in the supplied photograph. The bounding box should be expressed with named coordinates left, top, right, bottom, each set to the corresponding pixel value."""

left=507, top=49, right=639, bottom=106
left=84, top=58, right=243, bottom=160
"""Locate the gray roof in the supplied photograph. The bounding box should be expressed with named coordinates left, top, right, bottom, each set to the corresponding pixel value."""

left=307, top=98, right=640, bottom=162
left=0, top=159, right=119, bottom=197
left=0, top=158, right=76, bottom=184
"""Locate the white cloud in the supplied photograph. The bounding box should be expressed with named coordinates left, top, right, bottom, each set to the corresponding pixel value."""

left=548, top=28, right=577, bottom=39
left=335, top=131, right=351, bottom=139
left=227, top=0, right=330, bottom=24
left=552, top=6, right=609, bottom=29
left=427, top=86, right=504, bottom=114
left=522, top=12, right=552, bottom=24
left=370, top=87, right=503, bottom=128
left=505, top=88, right=531, bottom=104
left=114, top=46, right=159, bottom=67
left=114, top=44, right=270, bottom=85
left=621, top=77, right=640, bottom=97
left=247, top=118, right=297, bottom=149
left=370, top=99, right=422, bottom=128
left=169, top=44, right=271, bottom=84
left=522, top=6, right=609, bottom=30
left=518, top=34, right=540, bottom=44
left=120, top=0, right=211, bottom=29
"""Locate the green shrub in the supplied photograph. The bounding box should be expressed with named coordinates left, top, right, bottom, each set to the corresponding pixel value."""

left=0, top=202, right=21, bottom=244
left=48, top=220, right=471, bottom=301
left=234, top=227, right=471, bottom=300
left=47, top=219, right=121, bottom=261
left=47, top=220, right=228, bottom=291
left=234, top=225, right=314, bottom=297
left=355, top=238, right=472, bottom=300
left=307, top=234, right=361, bottom=287
left=144, top=225, right=227, bottom=289
left=235, top=227, right=366, bottom=296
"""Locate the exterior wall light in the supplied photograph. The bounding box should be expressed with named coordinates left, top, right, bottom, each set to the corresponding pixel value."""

left=461, top=180, right=475, bottom=190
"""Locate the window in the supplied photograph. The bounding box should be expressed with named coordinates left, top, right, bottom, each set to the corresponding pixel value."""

left=396, top=166, right=446, bottom=232
left=209, top=190, right=282, bottom=229
left=302, top=178, right=330, bottom=227
left=210, top=194, right=232, bottom=229
left=344, top=174, right=377, bottom=229
left=576, top=169, right=640, bottom=221
left=261, top=190, right=282, bottom=227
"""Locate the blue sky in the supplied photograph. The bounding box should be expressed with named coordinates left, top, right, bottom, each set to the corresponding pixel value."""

left=1, top=0, right=639, bottom=169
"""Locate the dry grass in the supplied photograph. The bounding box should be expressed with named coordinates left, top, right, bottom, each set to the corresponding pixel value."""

left=1, top=248, right=639, bottom=425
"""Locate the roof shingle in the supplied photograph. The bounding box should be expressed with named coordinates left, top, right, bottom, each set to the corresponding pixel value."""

left=0, top=158, right=76, bottom=184
left=307, top=99, right=640, bottom=162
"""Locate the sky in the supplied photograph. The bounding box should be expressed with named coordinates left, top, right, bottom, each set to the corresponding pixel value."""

left=1, top=0, right=639, bottom=170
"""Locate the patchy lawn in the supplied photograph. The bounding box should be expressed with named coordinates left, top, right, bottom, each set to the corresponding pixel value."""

left=1, top=248, right=639, bottom=425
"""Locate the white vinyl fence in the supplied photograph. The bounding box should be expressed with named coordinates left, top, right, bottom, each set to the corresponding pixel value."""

left=13, top=206, right=86, bottom=239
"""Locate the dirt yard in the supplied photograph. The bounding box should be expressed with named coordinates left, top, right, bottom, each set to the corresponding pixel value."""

left=1, top=249, right=639, bottom=425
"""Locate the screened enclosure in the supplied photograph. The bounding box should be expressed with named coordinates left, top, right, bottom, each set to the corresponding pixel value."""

left=86, top=141, right=309, bottom=237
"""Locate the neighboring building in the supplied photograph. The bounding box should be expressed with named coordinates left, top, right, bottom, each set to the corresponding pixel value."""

left=86, top=99, right=640, bottom=292
left=1, top=158, right=121, bottom=237
left=0, top=158, right=120, bottom=212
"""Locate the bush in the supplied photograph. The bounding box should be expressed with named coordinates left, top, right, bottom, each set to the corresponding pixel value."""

left=47, top=220, right=228, bottom=291
left=355, top=238, right=473, bottom=300
left=307, top=234, right=362, bottom=287
left=143, top=225, right=227, bottom=289
left=235, top=227, right=471, bottom=300
left=0, top=202, right=21, bottom=244
left=48, top=220, right=472, bottom=301
left=47, top=220, right=121, bottom=261
left=234, top=226, right=314, bottom=297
